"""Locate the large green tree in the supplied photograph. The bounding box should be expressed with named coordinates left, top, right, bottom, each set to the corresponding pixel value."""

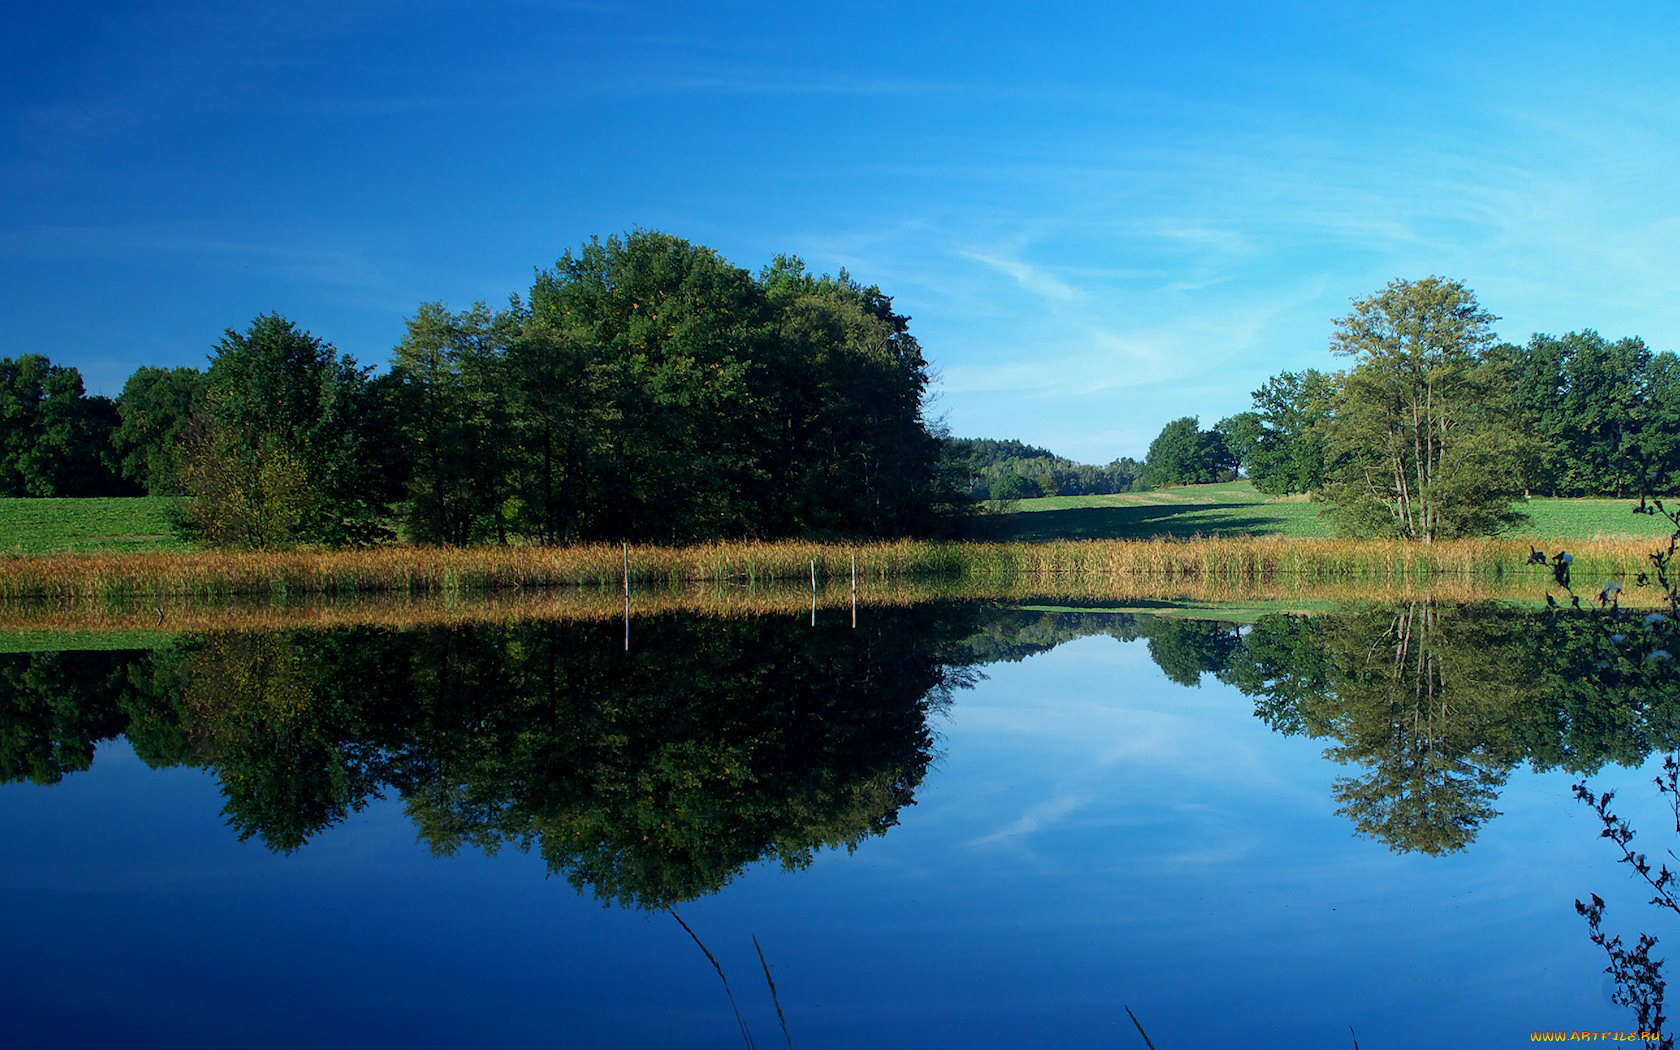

left=384, top=232, right=945, bottom=545
left=181, top=314, right=397, bottom=547
left=1320, top=277, right=1522, bottom=541
left=523, top=232, right=779, bottom=542
left=759, top=257, right=941, bottom=536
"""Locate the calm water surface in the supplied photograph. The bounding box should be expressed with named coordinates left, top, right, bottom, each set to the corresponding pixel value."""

left=1, top=604, right=1673, bottom=1047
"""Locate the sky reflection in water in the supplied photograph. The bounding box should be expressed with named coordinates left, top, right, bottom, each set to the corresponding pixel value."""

left=0, top=605, right=1667, bottom=1048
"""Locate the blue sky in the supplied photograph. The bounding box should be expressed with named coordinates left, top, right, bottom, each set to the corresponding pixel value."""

left=4, top=1, right=1678, bottom=462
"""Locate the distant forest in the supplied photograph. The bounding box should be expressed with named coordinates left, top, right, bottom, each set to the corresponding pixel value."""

left=938, top=437, right=1144, bottom=502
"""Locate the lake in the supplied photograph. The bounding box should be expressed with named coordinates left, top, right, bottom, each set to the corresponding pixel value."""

left=1, top=602, right=1674, bottom=1047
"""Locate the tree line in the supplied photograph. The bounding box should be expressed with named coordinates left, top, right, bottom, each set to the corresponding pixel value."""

left=2, top=231, right=950, bottom=546
left=937, top=437, right=1143, bottom=502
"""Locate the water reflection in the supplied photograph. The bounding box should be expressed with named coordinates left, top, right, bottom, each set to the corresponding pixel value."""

left=3, top=600, right=1675, bottom=904
left=1017, top=603, right=1680, bottom=855
left=0, top=608, right=983, bottom=909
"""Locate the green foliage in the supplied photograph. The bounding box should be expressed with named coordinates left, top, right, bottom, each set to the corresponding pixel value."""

left=989, top=471, right=1039, bottom=506
left=1485, top=331, right=1680, bottom=498
left=181, top=314, right=398, bottom=548
left=1320, top=277, right=1523, bottom=541
left=381, top=233, right=945, bottom=544
left=113, top=366, right=206, bottom=495
left=1244, top=369, right=1334, bottom=495
left=0, top=354, right=127, bottom=497
left=1143, top=416, right=1233, bottom=487
left=1213, top=412, right=1264, bottom=478
left=388, top=301, right=519, bottom=544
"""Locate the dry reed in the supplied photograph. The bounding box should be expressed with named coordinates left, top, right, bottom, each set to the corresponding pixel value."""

left=0, top=569, right=1660, bottom=637
left=0, top=535, right=1661, bottom=604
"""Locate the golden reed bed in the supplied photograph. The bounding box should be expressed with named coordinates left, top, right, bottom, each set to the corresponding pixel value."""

left=0, top=566, right=1661, bottom=637
left=0, top=535, right=1663, bottom=602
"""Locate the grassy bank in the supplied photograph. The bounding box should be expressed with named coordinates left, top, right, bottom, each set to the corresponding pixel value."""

left=0, top=534, right=1664, bottom=603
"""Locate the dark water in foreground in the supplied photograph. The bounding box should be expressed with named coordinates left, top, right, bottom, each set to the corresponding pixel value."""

left=2, top=603, right=1677, bottom=1047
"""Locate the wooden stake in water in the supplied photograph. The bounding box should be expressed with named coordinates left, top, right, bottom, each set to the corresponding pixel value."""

left=811, top=559, right=816, bottom=627
left=851, top=553, right=857, bottom=629
left=623, top=543, right=629, bottom=651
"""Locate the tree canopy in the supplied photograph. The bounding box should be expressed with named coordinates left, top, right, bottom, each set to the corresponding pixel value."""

left=179, top=314, right=398, bottom=547
left=0, top=354, right=126, bottom=496
left=1318, top=277, right=1523, bottom=541
left=1143, top=416, right=1233, bottom=487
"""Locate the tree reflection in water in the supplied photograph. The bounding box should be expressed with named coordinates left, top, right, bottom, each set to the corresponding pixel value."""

left=0, top=607, right=981, bottom=910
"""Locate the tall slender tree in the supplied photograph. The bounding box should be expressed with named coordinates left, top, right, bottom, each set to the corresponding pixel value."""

left=1321, top=277, right=1522, bottom=541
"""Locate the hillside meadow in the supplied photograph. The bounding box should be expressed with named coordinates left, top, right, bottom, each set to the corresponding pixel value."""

left=976, top=480, right=1679, bottom=542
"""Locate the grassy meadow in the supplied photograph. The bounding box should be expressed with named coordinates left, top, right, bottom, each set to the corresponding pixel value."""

left=978, top=480, right=1679, bottom=543
left=0, top=482, right=1670, bottom=557
left=0, top=496, right=187, bottom=554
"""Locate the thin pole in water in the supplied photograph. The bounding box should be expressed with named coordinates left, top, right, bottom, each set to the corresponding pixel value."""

left=851, top=553, right=857, bottom=629
left=623, top=543, right=630, bottom=651
left=811, top=559, right=817, bottom=627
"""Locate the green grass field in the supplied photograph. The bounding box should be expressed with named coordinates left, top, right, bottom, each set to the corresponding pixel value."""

left=978, top=480, right=1679, bottom=543
left=0, top=484, right=1670, bottom=555
left=0, top=497, right=189, bottom=554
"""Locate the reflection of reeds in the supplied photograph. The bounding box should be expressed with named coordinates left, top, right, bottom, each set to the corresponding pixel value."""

left=1124, top=1004, right=1156, bottom=1048
left=752, top=935, right=792, bottom=1050
left=0, top=536, right=1663, bottom=603
left=0, top=569, right=1666, bottom=637
left=671, top=909, right=756, bottom=1048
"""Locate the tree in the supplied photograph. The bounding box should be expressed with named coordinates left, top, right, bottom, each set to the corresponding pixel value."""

left=760, top=257, right=941, bottom=537
left=0, top=354, right=126, bottom=496
left=1554, top=331, right=1653, bottom=498
left=1641, top=352, right=1680, bottom=495
left=1143, top=416, right=1231, bottom=486
left=1214, top=411, right=1265, bottom=479
left=1320, top=277, right=1522, bottom=541
left=180, top=314, right=396, bottom=548
left=1245, top=369, right=1334, bottom=495
left=388, top=301, right=519, bottom=545
left=525, top=232, right=779, bottom=542
left=113, top=366, right=206, bottom=495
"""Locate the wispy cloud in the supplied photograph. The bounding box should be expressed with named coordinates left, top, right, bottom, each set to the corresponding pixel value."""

left=958, top=248, right=1083, bottom=303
